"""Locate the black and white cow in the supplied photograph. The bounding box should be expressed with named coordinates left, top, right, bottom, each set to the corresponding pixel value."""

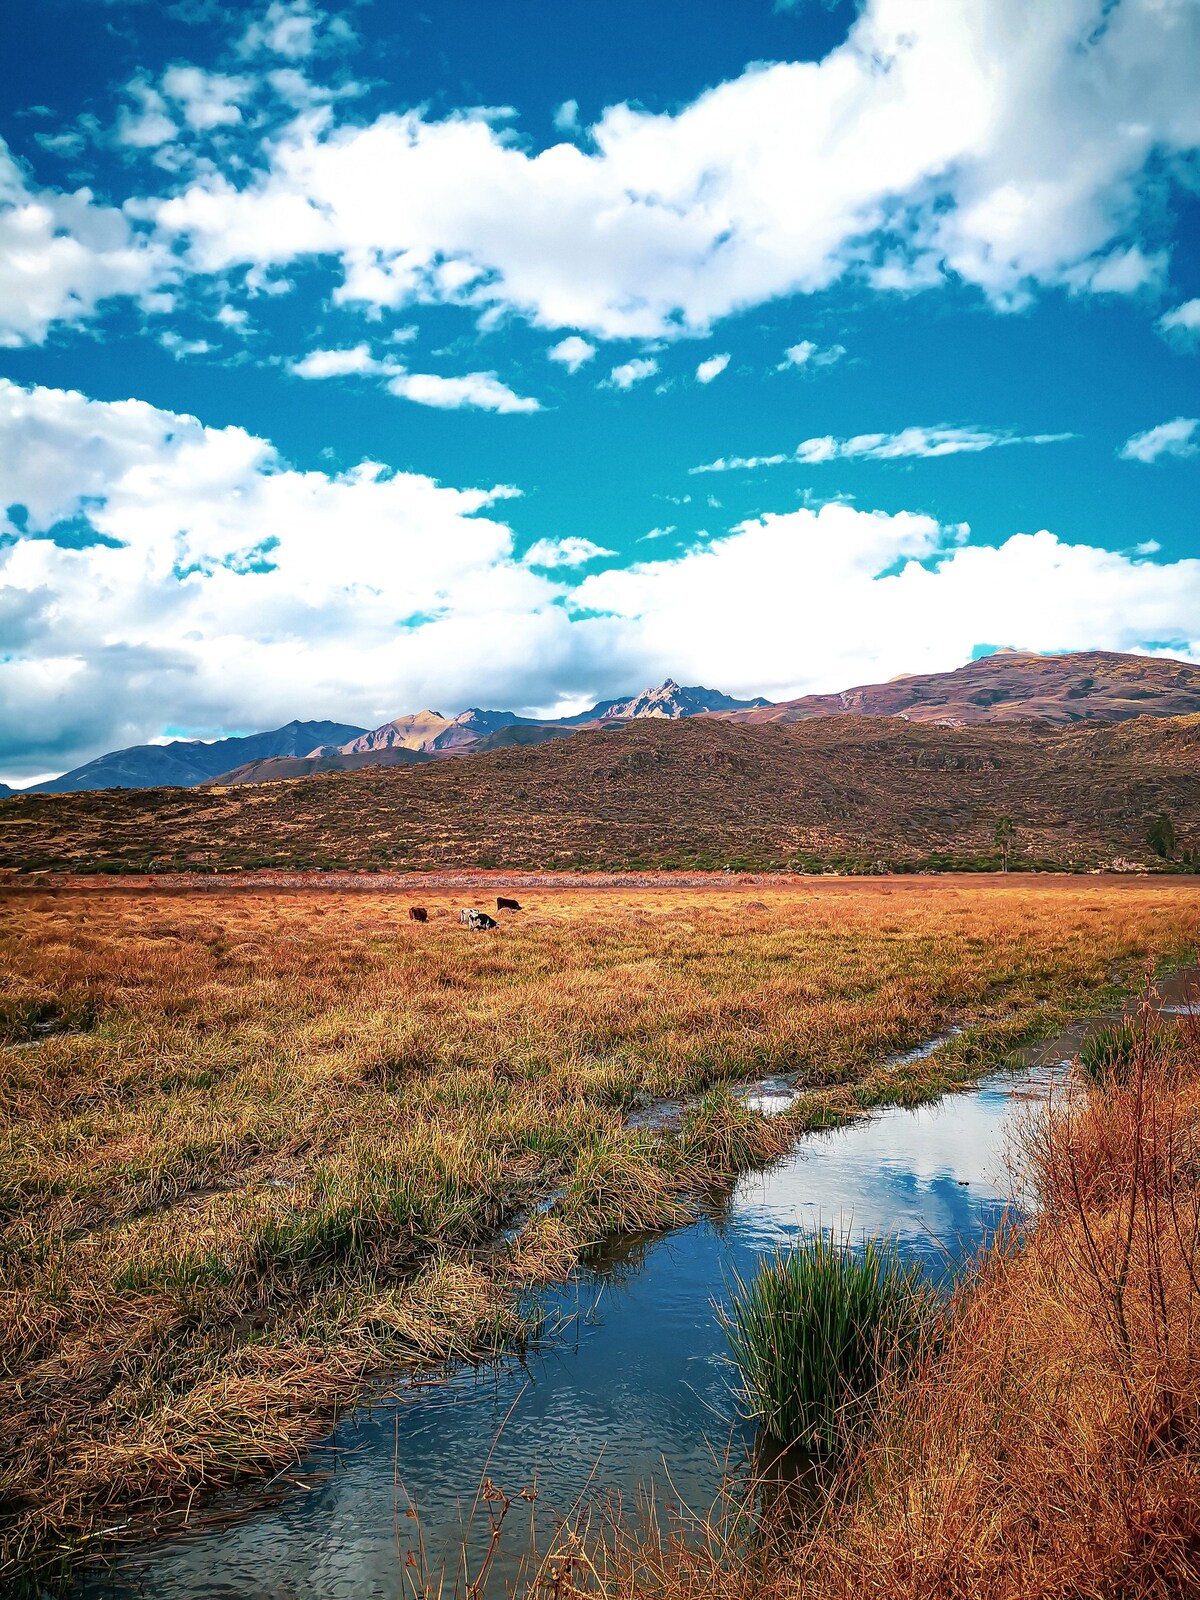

left=459, top=907, right=498, bottom=930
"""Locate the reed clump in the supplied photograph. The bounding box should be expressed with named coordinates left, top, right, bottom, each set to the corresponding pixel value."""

left=1077, top=1012, right=1179, bottom=1086
left=722, top=1232, right=929, bottom=1454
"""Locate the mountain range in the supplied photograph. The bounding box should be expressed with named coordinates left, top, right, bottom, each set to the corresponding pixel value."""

left=12, top=651, right=1200, bottom=796
left=25, top=721, right=367, bottom=796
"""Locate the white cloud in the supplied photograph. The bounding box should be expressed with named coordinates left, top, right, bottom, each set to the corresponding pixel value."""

left=571, top=505, right=1200, bottom=703
left=0, top=379, right=552, bottom=777
left=266, top=68, right=364, bottom=109
left=1, top=379, right=1197, bottom=781
left=159, top=331, right=211, bottom=358
left=1159, top=298, right=1200, bottom=344
left=695, top=352, right=730, bottom=384
left=215, top=302, right=249, bottom=329
left=524, top=536, right=616, bottom=567
left=553, top=99, right=580, bottom=134
left=161, top=66, right=253, bottom=131
left=117, top=79, right=179, bottom=148
left=1119, top=417, right=1199, bottom=464
left=138, top=0, right=1200, bottom=340
left=385, top=369, right=541, bottom=413
left=289, top=346, right=540, bottom=410
left=547, top=334, right=595, bottom=372
left=778, top=339, right=845, bottom=370
left=240, top=0, right=324, bottom=60
left=291, top=342, right=382, bottom=377
left=0, top=141, right=172, bottom=347
left=603, top=357, right=658, bottom=390
left=691, top=425, right=1074, bottom=473
left=35, top=130, right=87, bottom=158
left=692, top=451, right=791, bottom=474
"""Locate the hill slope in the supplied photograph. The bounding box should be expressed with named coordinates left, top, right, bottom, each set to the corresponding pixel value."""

left=722, top=651, right=1200, bottom=727
left=27, top=721, right=368, bottom=795
left=3, top=713, right=1197, bottom=875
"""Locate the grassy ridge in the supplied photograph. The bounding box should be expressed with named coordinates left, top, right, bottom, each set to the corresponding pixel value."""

left=2, top=712, right=1199, bottom=874
left=1, top=879, right=1198, bottom=1587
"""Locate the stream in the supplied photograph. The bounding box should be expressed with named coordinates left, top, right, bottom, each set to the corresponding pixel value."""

left=87, top=971, right=1197, bottom=1599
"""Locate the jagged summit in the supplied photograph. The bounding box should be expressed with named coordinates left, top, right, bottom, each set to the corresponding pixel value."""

left=565, top=678, right=771, bottom=724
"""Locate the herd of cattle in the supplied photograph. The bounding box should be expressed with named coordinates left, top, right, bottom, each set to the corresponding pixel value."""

left=407, top=897, right=522, bottom=931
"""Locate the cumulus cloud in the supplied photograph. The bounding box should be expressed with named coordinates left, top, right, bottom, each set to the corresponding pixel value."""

left=695, top=352, right=730, bottom=384
left=136, top=0, right=1200, bottom=341
left=524, top=536, right=616, bottom=567
left=0, top=379, right=552, bottom=778
left=547, top=334, right=595, bottom=372
left=570, top=506, right=1200, bottom=703
left=1119, top=417, right=1199, bottom=464
left=603, top=357, right=658, bottom=391
left=778, top=339, right=845, bottom=370
left=0, top=141, right=172, bottom=347
left=691, top=425, right=1074, bottom=473
left=1, top=379, right=1197, bottom=781
left=1159, top=299, right=1200, bottom=344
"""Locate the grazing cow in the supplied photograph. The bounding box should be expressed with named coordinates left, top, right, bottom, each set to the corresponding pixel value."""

left=459, top=907, right=498, bottom=930
left=496, top=896, right=522, bottom=911
left=408, top=906, right=428, bottom=923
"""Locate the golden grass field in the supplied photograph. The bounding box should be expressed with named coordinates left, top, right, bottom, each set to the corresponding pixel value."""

left=2, top=876, right=1199, bottom=1590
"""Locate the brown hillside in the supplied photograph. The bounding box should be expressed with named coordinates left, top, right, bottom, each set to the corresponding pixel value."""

left=722, top=650, right=1200, bottom=727
left=1, top=713, right=1198, bottom=874
left=215, top=746, right=432, bottom=785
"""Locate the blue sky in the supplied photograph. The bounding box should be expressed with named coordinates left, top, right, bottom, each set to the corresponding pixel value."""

left=1, top=0, right=1198, bottom=782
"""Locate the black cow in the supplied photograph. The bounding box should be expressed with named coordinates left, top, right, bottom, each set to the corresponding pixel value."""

left=459, top=908, right=498, bottom=930
left=409, top=906, right=428, bottom=922
left=496, top=896, right=522, bottom=911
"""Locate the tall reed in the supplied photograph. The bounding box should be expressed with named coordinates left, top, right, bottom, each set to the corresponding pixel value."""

left=721, top=1230, right=928, bottom=1453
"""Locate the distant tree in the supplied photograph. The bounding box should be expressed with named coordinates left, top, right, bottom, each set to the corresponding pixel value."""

left=994, top=814, right=1016, bottom=873
left=1147, top=812, right=1176, bottom=860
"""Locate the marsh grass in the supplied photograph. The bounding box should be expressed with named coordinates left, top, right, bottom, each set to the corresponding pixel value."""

left=0, top=879, right=1197, bottom=1589
left=566, top=982, right=1200, bottom=1600
left=1078, top=1013, right=1180, bottom=1086
left=721, top=1232, right=930, bottom=1454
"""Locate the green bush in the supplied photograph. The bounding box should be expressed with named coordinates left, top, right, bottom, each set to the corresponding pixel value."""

left=722, top=1229, right=929, bottom=1453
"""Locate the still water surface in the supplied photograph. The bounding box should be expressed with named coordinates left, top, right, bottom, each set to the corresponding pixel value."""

left=94, top=1044, right=1077, bottom=1600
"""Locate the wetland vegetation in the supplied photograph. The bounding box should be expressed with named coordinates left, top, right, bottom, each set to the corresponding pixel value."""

left=585, top=991, right=1200, bottom=1600
left=1, top=877, right=1198, bottom=1591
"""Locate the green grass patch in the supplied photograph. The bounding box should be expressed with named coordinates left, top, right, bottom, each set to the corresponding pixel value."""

left=722, top=1229, right=931, bottom=1453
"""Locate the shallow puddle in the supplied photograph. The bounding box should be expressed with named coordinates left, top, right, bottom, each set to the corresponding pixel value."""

left=88, top=974, right=1197, bottom=1599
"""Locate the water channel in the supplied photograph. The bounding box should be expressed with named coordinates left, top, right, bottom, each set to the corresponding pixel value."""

left=89, top=973, right=1196, bottom=1599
